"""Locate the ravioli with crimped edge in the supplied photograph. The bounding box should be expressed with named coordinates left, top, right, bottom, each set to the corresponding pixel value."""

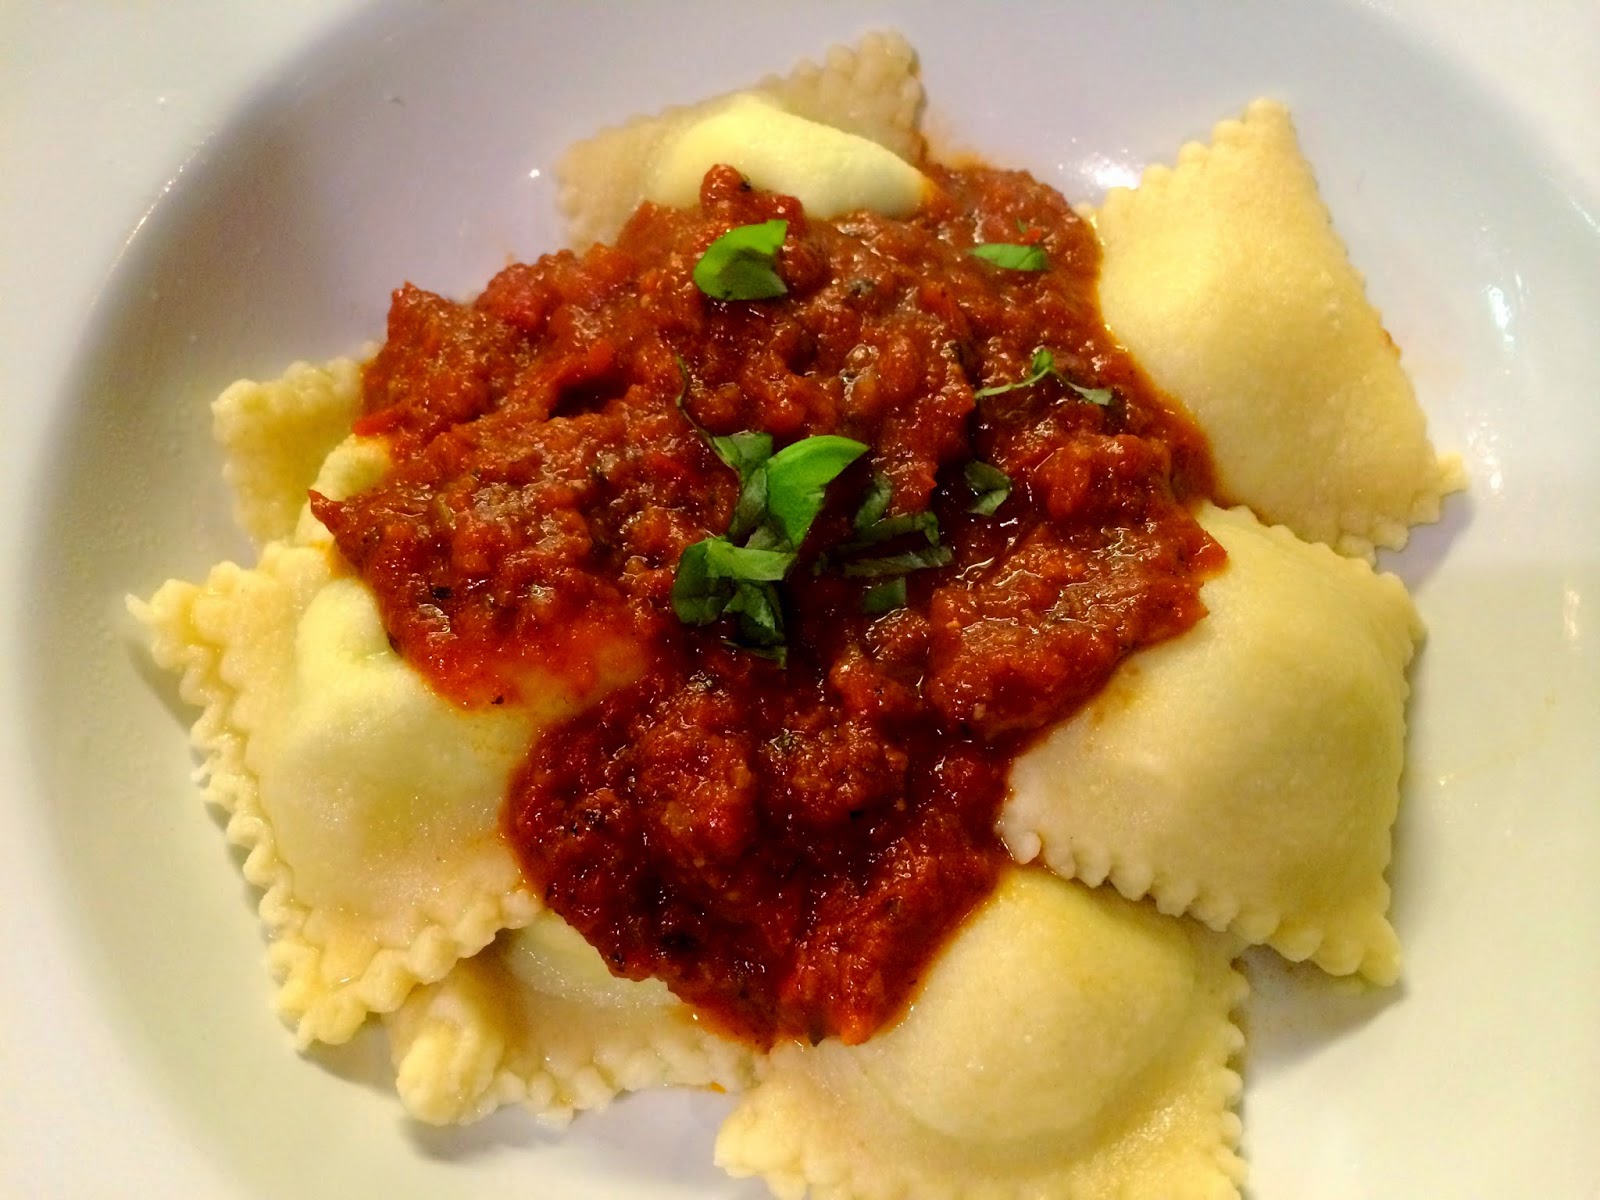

left=386, top=910, right=755, bottom=1127
left=131, top=29, right=1459, bottom=1200
left=1005, top=501, right=1420, bottom=984
left=134, top=419, right=543, bottom=1045
left=717, top=869, right=1246, bottom=1200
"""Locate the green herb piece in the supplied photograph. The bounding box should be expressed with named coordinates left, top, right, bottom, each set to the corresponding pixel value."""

left=693, top=219, right=789, bottom=301
left=710, top=429, right=774, bottom=477
left=967, top=242, right=1048, bottom=271
left=973, top=346, right=1113, bottom=407
left=670, top=429, right=866, bottom=663
left=846, top=471, right=940, bottom=550
left=670, top=539, right=725, bottom=625
left=702, top=538, right=793, bottom=581
left=860, top=578, right=908, bottom=615
left=726, top=467, right=769, bottom=544
left=725, top=580, right=786, bottom=648
left=670, top=537, right=796, bottom=628
left=963, top=460, right=1012, bottom=515
left=850, top=510, right=939, bottom=547
left=853, top=472, right=893, bottom=533
left=710, top=431, right=774, bottom=542
left=974, top=346, right=1057, bottom=399
left=673, top=360, right=777, bottom=541
left=841, top=545, right=954, bottom=578
left=762, top=435, right=869, bottom=549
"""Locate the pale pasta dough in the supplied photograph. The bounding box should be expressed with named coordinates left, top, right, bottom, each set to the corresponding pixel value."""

left=1003, top=503, right=1421, bottom=984
left=387, top=910, right=756, bottom=1127
left=1089, top=100, right=1463, bottom=557
left=557, top=32, right=924, bottom=247
left=645, top=94, right=930, bottom=221
left=716, top=869, right=1246, bottom=1200
left=212, top=357, right=366, bottom=546
left=754, top=30, right=924, bottom=164
left=131, top=446, right=555, bottom=1045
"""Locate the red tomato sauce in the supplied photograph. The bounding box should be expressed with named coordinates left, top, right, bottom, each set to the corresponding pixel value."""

left=311, top=164, right=1222, bottom=1047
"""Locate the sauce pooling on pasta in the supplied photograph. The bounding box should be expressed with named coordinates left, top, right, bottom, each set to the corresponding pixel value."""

left=311, top=164, right=1222, bottom=1047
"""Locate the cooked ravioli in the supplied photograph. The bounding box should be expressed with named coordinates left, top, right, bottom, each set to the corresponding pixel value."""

left=387, top=910, right=756, bottom=1127
left=716, top=869, right=1246, bottom=1200
left=134, top=543, right=545, bottom=1045
left=1003, top=503, right=1421, bottom=983
left=1090, top=100, right=1463, bottom=557
left=212, top=357, right=367, bottom=546
left=130, top=436, right=574, bottom=1044
left=558, top=31, right=924, bottom=246
left=646, top=93, right=930, bottom=220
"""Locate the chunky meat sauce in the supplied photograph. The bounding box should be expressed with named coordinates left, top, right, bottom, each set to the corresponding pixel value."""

left=311, top=164, right=1222, bottom=1047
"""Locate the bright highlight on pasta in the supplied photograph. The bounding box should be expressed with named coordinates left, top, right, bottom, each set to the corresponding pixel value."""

left=131, top=30, right=1459, bottom=1200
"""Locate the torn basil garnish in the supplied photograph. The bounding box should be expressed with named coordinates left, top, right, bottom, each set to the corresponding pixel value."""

left=671, top=377, right=867, bottom=660
left=974, top=346, right=1113, bottom=406
left=860, top=577, right=908, bottom=615
left=963, top=460, right=1012, bottom=515
left=845, top=472, right=940, bottom=550
left=967, top=242, right=1048, bottom=271
left=841, top=545, right=954, bottom=578
left=692, top=218, right=789, bottom=301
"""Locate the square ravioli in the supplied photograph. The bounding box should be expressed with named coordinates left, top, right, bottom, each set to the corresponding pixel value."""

left=1003, top=502, right=1421, bottom=983
left=716, top=870, right=1247, bottom=1200
left=1090, top=100, right=1463, bottom=558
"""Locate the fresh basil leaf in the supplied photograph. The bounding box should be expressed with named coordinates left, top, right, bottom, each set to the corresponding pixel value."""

left=846, top=472, right=941, bottom=548
left=968, top=242, right=1048, bottom=271
left=693, top=219, right=789, bottom=301
left=842, top=511, right=940, bottom=551
left=963, top=460, right=1012, bottom=515
left=705, top=430, right=775, bottom=543
left=762, top=435, right=869, bottom=549
left=670, top=539, right=728, bottom=625
left=703, top=537, right=794, bottom=582
left=974, top=347, right=1112, bottom=407
left=710, top=429, right=774, bottom=477
left=974, top=347, right=1056, bottom=399
left=672, top=428, right=870, bottom=663
left=841, top=544, right=954, bottom=578
left=671, top=536, right=796, bottom=625
left=726, top=580, right=785, bottom=646
left=853, top=472, right=893, bottom=534
left=727, top=466, right=770, bottom=543
left=860, top=578, right=907, bottom=615
left=744, top=522, right=783, bottom=553
left=673, top=363, right=778, bottom=540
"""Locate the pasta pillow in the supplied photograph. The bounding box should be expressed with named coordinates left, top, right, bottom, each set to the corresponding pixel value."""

left=386, top=910, right=755, bottom=1127
left=1002, top=502, right=1421, bottom=983
left=557, top=31, right=925, bottom=246
left=716, top=869, right=1246, bottom=1200
left=1090, top=100, right=1463, bottom=557
left=131, top=427, right=553, bottom=1045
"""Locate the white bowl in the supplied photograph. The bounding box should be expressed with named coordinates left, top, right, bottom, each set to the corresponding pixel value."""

left=3, top=3, right=1597, bottom=1196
